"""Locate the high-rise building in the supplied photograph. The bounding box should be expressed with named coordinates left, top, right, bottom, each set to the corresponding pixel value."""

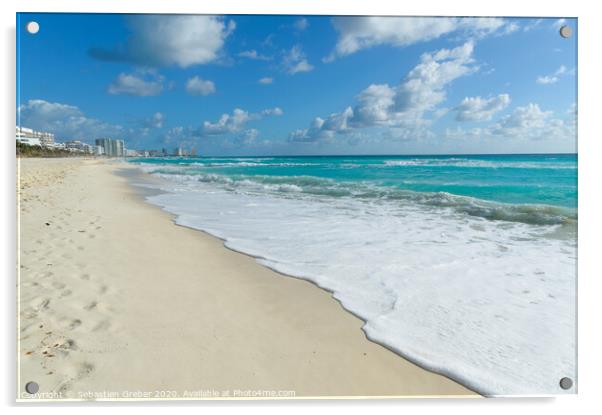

left=95, top=138, right=126, bottom=157
left=115, top=140, right=125, bottom=157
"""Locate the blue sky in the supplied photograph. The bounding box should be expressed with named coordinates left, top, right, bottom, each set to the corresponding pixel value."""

left=17, top=14, right=577, bottom=155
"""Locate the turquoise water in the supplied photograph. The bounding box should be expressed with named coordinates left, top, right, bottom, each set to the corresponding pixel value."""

left=133, top=154, right=577, bottom=226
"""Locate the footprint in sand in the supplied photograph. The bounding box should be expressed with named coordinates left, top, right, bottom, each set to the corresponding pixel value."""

left=80, top=274, right=91, bottom=281
left=61, top=319, right=82, bottom=331
left=56, top=362, right=95, bottom=395
left=60, top=289, right=72, bottom=298
left=83, top=301, right=97, bottom=311
left=31, top=297, right=50, bottom=311
left=52, top=281, right=66, bottom=289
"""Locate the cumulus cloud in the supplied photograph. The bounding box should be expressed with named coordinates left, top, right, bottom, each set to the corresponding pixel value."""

left=18, top=99, right=125, bottom=141
left=186, top=76, right=216, bottom=96
left=258, top=77, right=274, bottom=85
left=454, top=94, right=510, bottom=121
left=89, top=15, right=235, bottom=68
left=446, top=102, right=576, bottom=143
left=291, top=42, right=477, bottom=141
left=324, top=17, right=509, bottom=61
left=201, top=107, right=283, bottom=136
left=283, top=45, right=314, bottom=74
left=108, top=72, right=165, bottom=96
left=536, top=65, right=573, bottom=85
left=238, top=50, right=272, bottom=61
left=492, top=103, right=551, bottom=136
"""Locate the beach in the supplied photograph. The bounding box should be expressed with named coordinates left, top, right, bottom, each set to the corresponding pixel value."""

left=17, top=158, right=477, bottom=400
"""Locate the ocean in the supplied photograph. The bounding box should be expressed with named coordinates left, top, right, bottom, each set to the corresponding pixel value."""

left=130, top=154, right=577, bottom=396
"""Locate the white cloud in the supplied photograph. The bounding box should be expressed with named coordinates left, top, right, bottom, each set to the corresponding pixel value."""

left=291, top=42, right=477, bottom=141
left=89, top=15, right=235, bottom=68
left=203, top=108, right=251, bottom=135
left=446, top=102, right=575, bottom=143
left=186, top=76, right=216, bottom=96
left=455, top=94, right=510, bottom=121
left=258, top=77, right=274, bottom=85
left=536, top=76, right=558, bottom=85
left=283, top=45, right=314, bottom=74
left=18, top=99, right=125, bottom=141
left=294, top=18, right=309, bottom=31
left=536, top=65, right=572, bottom=85
left=325, top=17, right=509, bottom=61
left=492, top=103, right=551, bottom=136
left=201, top=107, right=283, bottom=136
left=289, top=117, right=331, bottom=142
left=108, top=72, right=164, bottom=96
left=260, top=107, right=284, bottom=116
left=392, top=41, right=476, bottom=116
left=353, top=84, right=396, bottom=125
left=238, top=50, right=271, bottom=61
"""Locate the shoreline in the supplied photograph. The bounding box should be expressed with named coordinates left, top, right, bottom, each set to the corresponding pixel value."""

left=18, top=158, right=478, bottom=400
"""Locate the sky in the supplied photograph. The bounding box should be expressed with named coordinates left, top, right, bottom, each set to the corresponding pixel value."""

left=16, top=14, right=577, bottom=155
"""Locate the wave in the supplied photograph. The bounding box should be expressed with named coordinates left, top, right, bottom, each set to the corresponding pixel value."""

left=146, top=169, right=576, bottom=228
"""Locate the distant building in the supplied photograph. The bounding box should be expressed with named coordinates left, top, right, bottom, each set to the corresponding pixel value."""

left=17, top=136, right=41, bottom=146
left=93, top=145, right=104, bottom=156
left=38, top=132, right=55, bottom=147
left=95, top=138, right=125, bottom=157
left=65, top=140, right=86, bottom=152
left=16, top=126, right=53, bottom=147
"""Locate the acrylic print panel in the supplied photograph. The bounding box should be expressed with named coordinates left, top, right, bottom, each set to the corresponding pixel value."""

left=16, top=13, right=577, bottom=400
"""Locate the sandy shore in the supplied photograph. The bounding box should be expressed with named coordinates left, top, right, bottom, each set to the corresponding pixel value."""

left=17, top=158, right=477, bottom=400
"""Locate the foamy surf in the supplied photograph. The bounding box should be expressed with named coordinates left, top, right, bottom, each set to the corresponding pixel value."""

left=132, top=154, right=577, bottom=396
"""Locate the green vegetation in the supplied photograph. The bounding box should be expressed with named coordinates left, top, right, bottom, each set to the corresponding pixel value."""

left=16, top=141, right=90, bottom=158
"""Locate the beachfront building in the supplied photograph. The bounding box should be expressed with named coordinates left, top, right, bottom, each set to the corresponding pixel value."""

left=16, top=126, right=54, bottom=147
left=16, top=136, right=41, bottom=146
left=65, top=141, right=97, bottom=154
left=95, top=138, right=125, bottom=157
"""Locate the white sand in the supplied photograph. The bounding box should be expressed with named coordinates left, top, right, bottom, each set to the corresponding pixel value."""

left=17, top=158, right=477, bottom=400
